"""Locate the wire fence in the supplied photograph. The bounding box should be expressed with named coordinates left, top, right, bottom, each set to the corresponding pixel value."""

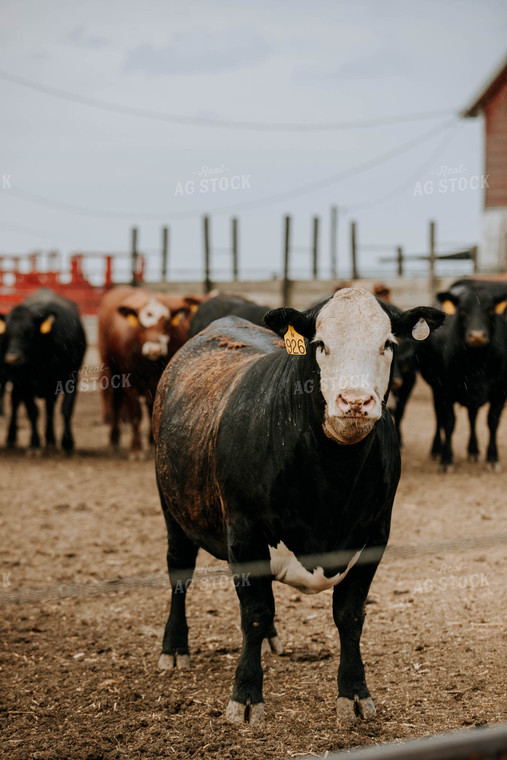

left=2, top=531, right=506, bottom=606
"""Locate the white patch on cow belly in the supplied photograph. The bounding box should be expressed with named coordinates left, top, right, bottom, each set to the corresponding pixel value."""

left=269, top=541, right=362, bottom=595
left=138, top=299, right=170, bottom=328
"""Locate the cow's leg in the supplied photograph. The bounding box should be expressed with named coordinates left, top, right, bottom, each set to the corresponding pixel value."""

left=439, top=401, right=455, bottom=471
left=123, top=387, right=142, bottom=459
left=45, top=394, right=56, bottom=449
left=145, top=397, right=155, bottom=447
left=393, top=373, right=416, bottom=448
left=486, top=395, right=506, bottom=470
left=6, top=385, right=22, bottom=447
left=25, top=396, right=41, bottom=451
left=333, top=557, right=381, bottom=725
left=100, top=362, right=114, bottom=425
left=110, top=382, right=123, bottom=450
left=225, top=529, right=273, bottom=725
left=158, top=512, right=198, bottom=671
left=261, top=618, right=284, bottom=656
left=467, top=406, right=479, bottom=461
left=430, top=391, right=443, bottom=458
left=0, top=379, right=5, bottom=417
left=61, top=383, right=78, bottom=452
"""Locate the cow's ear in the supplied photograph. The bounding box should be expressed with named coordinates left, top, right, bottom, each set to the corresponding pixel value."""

left=263, top=307, right=315, bottom=339
left=436, top=290, right=460, bottom=315
left=40, top=314, right=55, bottom=334
left=0, top=315, right=5, bottom=335
left=183, top=296, right=203, bottom=317
left=394, top=307, right=446, bottom=341
left=118, top=305, right=139, bottom=326
left=493, top=292, right=507, bottom=314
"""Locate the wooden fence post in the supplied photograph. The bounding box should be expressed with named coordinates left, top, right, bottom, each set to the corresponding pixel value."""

left=429, top=220, right=436, bottom=300
left=351, top=220, right=359, bottom=279
left=282, top=215, right=291, bottom=306
left=131, top=227, right=139, bottom=287
left=330, top=206, right=338, bottom=279
left=232, top=217, right=239, bottom=281
left=397, top=246, right=404, bottom=277
left=203, top=216, right=212, bottom=293
left=161, top=226, right=169, bottom=282
left=312, top=216, right=319, bottom=279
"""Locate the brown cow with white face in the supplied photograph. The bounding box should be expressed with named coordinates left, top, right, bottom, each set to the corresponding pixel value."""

left=98, top=286, right=204, bottom=457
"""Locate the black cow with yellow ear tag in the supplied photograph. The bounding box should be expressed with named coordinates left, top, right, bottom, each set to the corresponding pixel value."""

left=417, top=279, right=507, bottom=471
left=2, top=288, right=86, bottom=452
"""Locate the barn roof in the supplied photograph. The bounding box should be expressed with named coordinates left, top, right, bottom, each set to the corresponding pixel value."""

left=462, top=55, right=507, bottom=117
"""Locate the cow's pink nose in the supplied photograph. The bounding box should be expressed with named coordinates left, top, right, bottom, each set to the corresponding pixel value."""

left=466, top=330, right=489, bottom=347
left=337, top=393, right=375, bottom=417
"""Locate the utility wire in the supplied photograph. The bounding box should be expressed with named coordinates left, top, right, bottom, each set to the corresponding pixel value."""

left=0, top=68, right=456, bottom=132
left=346, top=120, right=464, bottom=211
left=7, top=118, right=459, bottom=221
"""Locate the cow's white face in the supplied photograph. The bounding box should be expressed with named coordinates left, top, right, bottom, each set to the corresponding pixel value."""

left=314, top=289, right=395, bottom=445
left=138, top=300, right=170, bottom=329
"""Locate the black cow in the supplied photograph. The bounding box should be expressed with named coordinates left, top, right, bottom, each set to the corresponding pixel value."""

left=189, top=294, right=270, bottom=338
left=2, top=289, right=87, bottom=452
left=417, top=281, right=507, bottom=471
left=0, top=313, right=6, bottom=416
left=153, top=288, right=443, bottom=725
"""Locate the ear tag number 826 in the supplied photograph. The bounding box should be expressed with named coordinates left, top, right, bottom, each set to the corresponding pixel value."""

left=284, top=325, right=306, bottom=356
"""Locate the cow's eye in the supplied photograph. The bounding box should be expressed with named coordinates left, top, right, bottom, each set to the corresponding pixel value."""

left=315, top=340, right=329, bottom=355
left=382, top=340, right=394, bottom=354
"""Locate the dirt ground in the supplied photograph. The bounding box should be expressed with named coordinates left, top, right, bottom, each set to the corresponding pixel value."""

left=1, top=366, right=506, bottom=760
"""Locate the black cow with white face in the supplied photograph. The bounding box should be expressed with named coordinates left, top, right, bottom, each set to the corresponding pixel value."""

left=2, top=289, right=87, bottom=452
left=153, top=288, right=443, bottom=725
left=417, top=281, right=507, bottom=471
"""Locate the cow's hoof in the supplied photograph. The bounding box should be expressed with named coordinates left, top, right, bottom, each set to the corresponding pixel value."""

left=128, top=450, right=144, bottom=462
left=487, top=461, right=501, bottom=472
left=438, top=463, right=453, bottom=474
left=26, top=448, right=42, bottom=458
left=158, top=653, right=191, bottom=671
left=356, top=697, right=376, bottom=719
left=468, top=453, right=479, bottom=463
left=336, top=696, right=376, bottom=725
left=225, top=700, right=265, bottom=724
left=261, top=635, right=284, bottom=656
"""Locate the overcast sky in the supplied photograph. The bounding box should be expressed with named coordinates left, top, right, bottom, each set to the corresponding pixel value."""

left=1, top=0, right=506, bottom=282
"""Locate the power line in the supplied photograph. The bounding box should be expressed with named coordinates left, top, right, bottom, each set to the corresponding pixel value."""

left=0, top=68, right=456, bottom=132
left=7, top=118, right=459, bottom=222
left=346, top=120, right=463, bottom=211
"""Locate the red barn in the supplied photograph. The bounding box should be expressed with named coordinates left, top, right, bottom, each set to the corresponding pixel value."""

left=464, top=55, right=507, bottom=271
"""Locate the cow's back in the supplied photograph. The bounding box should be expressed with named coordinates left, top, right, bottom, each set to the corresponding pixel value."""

left=154, top=317, right=283, bottom=552
left=189, top=295, right=269, bottom=338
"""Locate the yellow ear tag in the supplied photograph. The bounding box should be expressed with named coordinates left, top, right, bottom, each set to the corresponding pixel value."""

left=0, top=321, right=5, bottom=335
left=495, top=300, right=506, bottom=315
left=284, top=325, right=306, bottom=355
left=40, top=315, right=55, bottom=334
left=190, top=303, right=199, bottom=314
left=442, top=300, right=456, bottom=315
left=170, top=312, right=182, bottom=326
left=126, top=313, right=138, bottom=326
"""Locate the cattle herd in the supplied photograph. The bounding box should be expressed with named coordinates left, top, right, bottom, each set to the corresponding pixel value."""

left=0, top=278, right=506, bottom=727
